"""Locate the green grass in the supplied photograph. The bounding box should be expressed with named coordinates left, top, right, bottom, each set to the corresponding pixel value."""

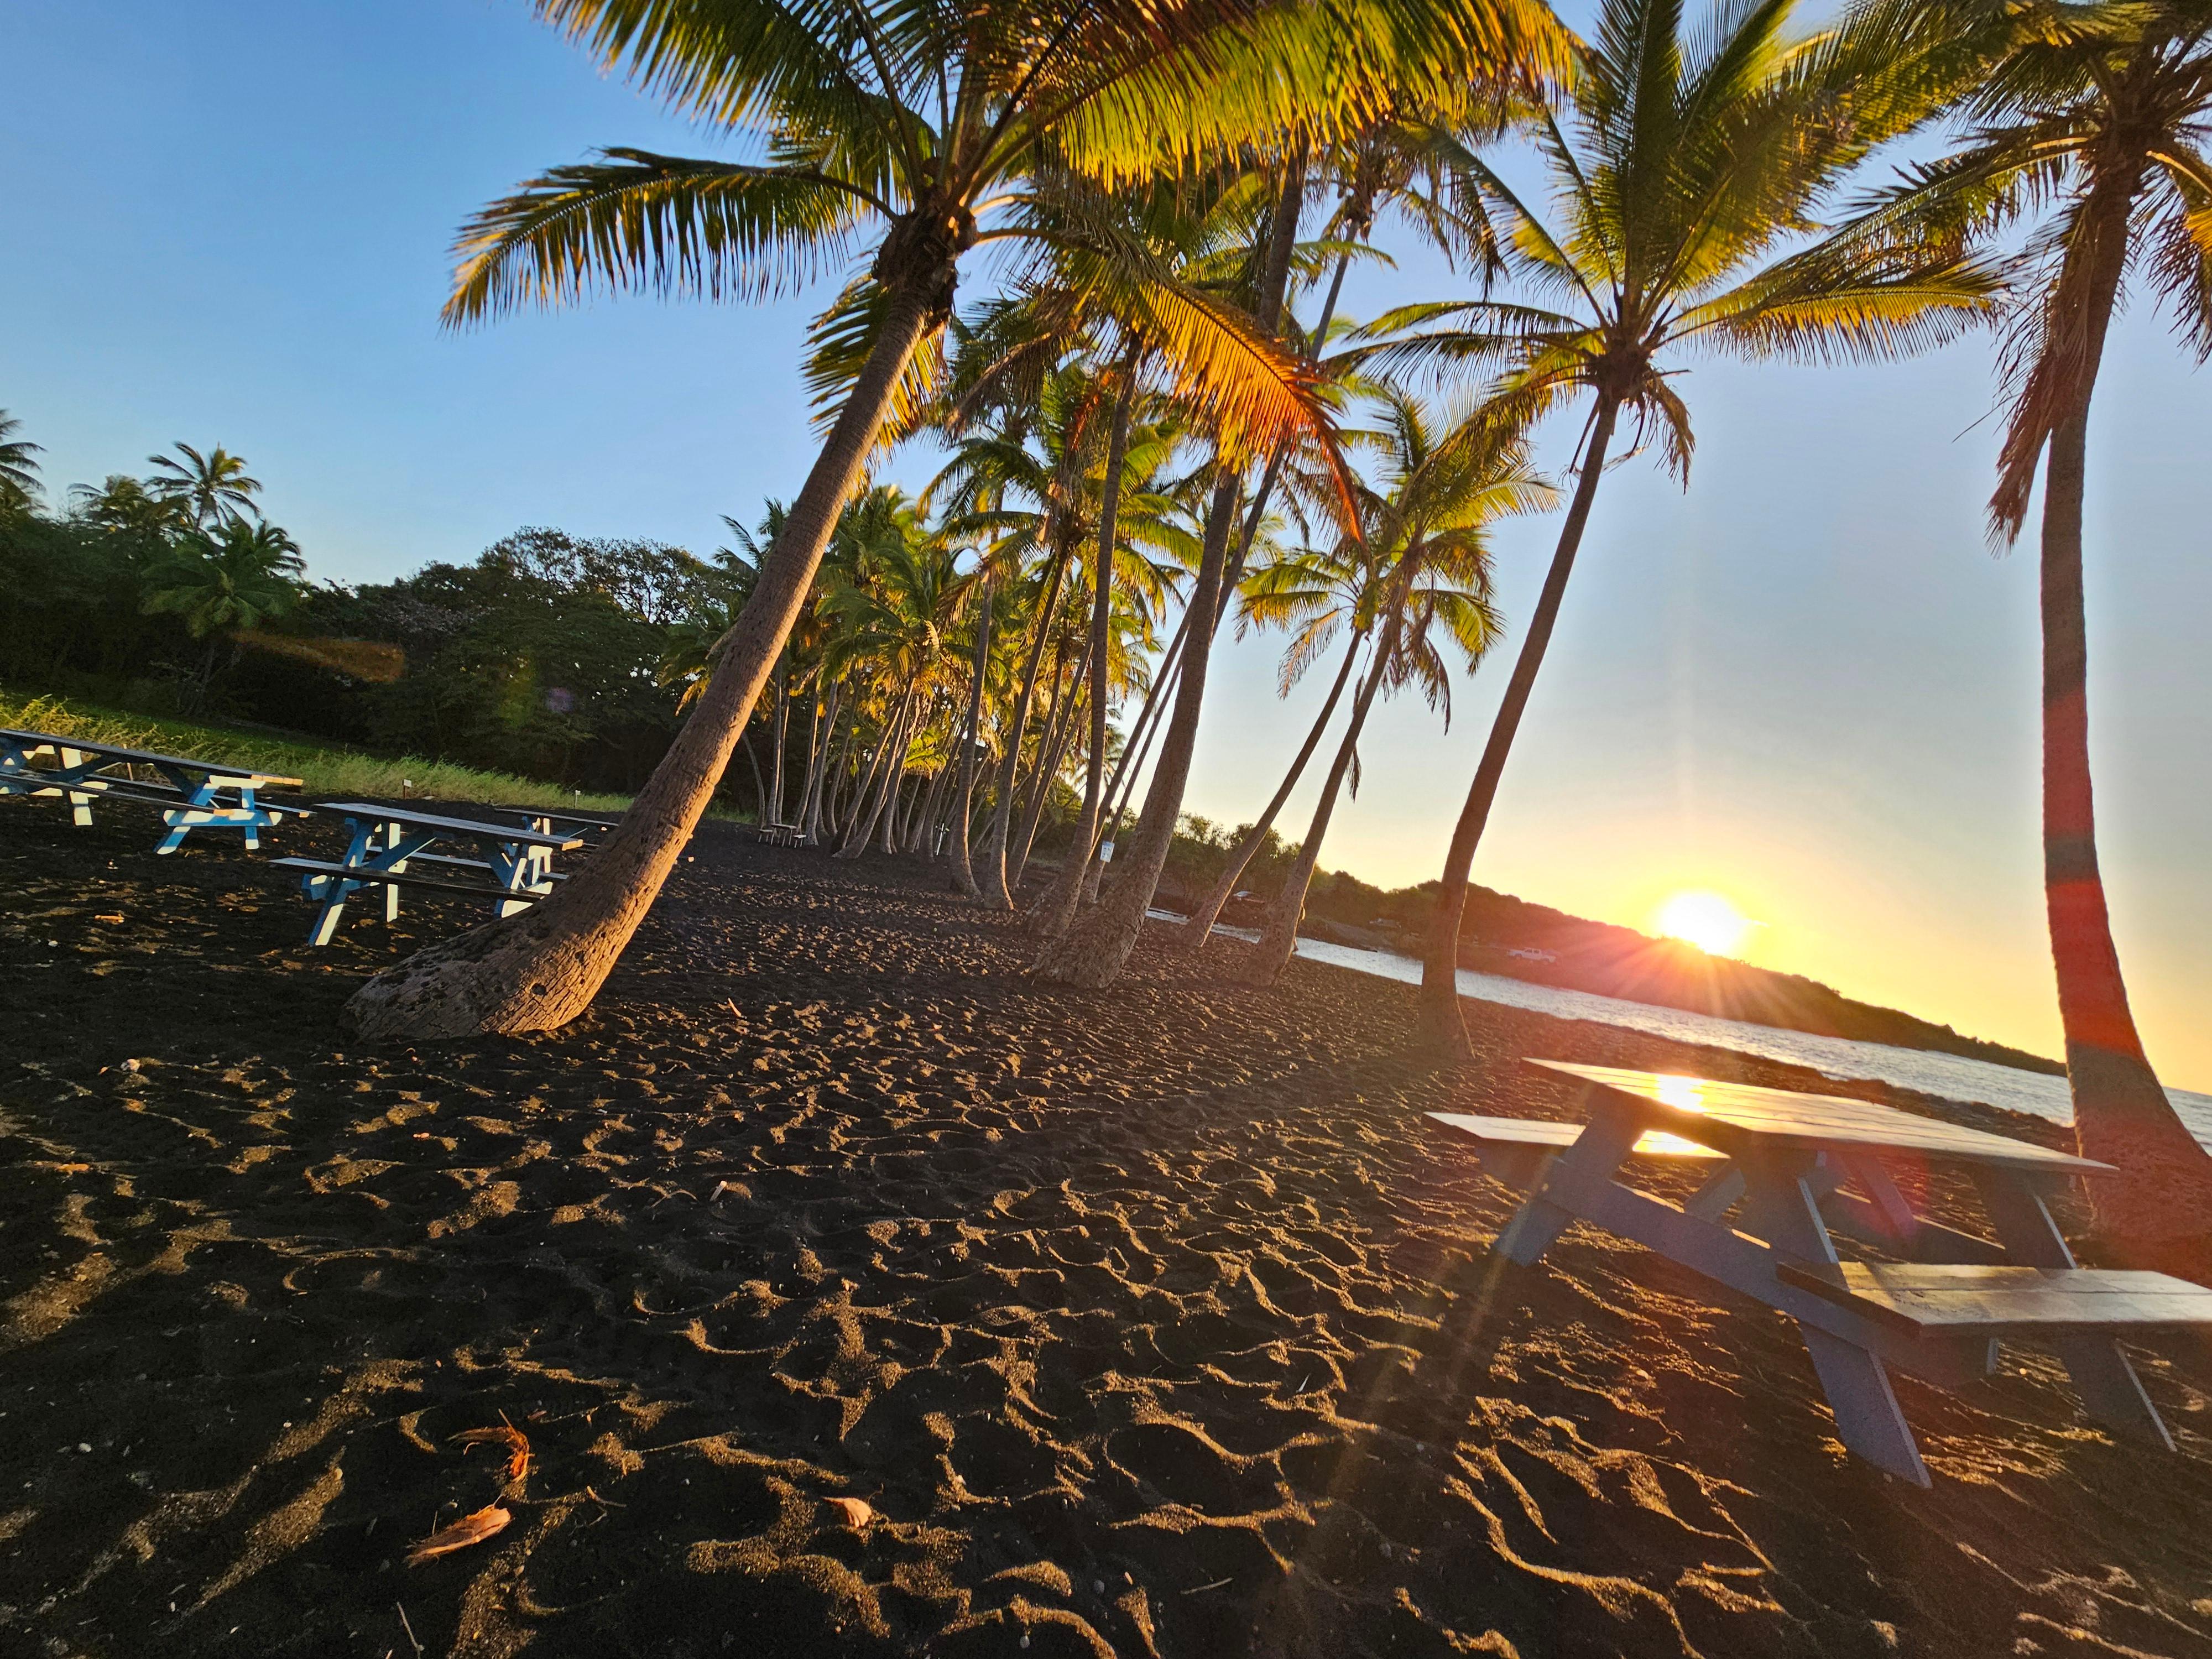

left=1, top=688, right=639, bottom=813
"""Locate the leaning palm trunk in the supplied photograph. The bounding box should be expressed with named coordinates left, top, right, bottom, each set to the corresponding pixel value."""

left=946, top=585, right=993, bottom=895
left=1176, top=623, right=1366, bottom=948
left=342, top=282, right=938, bottom=1037
left=1242, top=594, right=1406, bottom=984
left=916, top=763, right=952, bottom=856
left=769, top=661, right=791, bottom=826
left=833, top=701, right=901, bottom=857
left=975, top=546, right=1073, bottom=908
left=2028, top=196, right=2212, bottom=1260
left=1417, top=397, right=1619, bottom=1052
left=800, top=681, right=841, bottom=843
left=1085, top=603, right=1191, bottom=858
left=1034, top=475, right=1240, bottom=984
left=1036, top=348, right=1140, bottom=938
left=1012, top=643, right=1089, bottom=890
left=820, top=720, right=858, bottom=839
left=843, top=690, right=920, bottom=858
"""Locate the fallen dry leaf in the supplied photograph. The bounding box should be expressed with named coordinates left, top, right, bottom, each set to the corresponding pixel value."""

left=405, top=1505, right=510, bottom=1566
left=94, top=913, right=124, bottom=924
left=453, top=1425, right=531, bottom=1484
left=826, top=1496, right=874, bottom=1528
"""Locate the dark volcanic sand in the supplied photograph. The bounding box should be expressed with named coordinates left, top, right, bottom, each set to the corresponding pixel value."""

left=2, top=806, right=2209, bottom=1659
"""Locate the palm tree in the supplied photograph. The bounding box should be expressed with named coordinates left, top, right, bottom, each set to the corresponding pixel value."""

left=141, top=518, right=307, bottom=710
left=819, top=494, right=973, bottom=854
left=1034, top=148, right=1319, bottom=985
left=147, top=442, right=263, bottom=530
left=931, top=367, right=1111, bottom=905
left=340, top=0, right=1510, bottom=1037
left=1239, top=394, right=1541, bottom=982
left=1365, top=0, right=2004, bottom=1052
left=0, top=411, right=43, bottom=514
left=71, top=474, right=184, bottom=539
left=1846, top=0, right=2212, bottom=1256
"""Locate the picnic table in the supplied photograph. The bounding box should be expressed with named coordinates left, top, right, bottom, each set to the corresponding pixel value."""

left=505, top=806, right=620, bottom=881
left=272, top=802, right=581, bottom=946
left=1433, top=1061, right=2212, bottom=1485
left=0, top=727, right=304, bottom=853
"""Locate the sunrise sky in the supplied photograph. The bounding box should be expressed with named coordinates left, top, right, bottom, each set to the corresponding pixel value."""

left=6, top=0, right=2205, bottom=1085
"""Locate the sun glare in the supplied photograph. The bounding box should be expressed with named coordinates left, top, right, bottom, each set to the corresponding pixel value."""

left=1655, top=890, right=1756, bottom=958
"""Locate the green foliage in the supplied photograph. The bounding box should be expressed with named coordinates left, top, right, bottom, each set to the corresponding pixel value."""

left=0, top=688, right=635, bottom=813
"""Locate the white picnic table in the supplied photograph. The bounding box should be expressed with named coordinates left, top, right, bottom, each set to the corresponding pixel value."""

left=0, top=727, right=304, bottom=852
left=273, top=802, right=582, bottom=946
left=1433, top=1061, right=2212, bottom=1485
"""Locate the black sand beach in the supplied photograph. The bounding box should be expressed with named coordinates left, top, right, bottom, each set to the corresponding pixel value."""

left=3, top=811, right=2208, bottom=1657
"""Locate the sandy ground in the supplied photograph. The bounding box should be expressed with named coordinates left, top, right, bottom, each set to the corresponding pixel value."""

left=2, top=804, right=2209, bottom=1659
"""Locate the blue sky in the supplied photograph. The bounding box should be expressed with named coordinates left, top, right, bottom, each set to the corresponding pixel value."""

left=5, top=0, right=2207, bottom=1084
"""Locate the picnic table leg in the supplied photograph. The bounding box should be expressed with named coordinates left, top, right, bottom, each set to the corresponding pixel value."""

left=1494, top=1100, right=1644, bottom=1266
left=381, top=823, right=405, bottom=924
left=154, top=776, right=222, bottom=855
left=1684, top=1163, right=1746, bottom=1222
left=1969, top=1170, right=2172, bottom=1448
left=1740, top=1153, right=1931, bottom=1486
left=492, top=847, right=535, bottom=919
left=305, top=821, right=379, bottom=945
left=59, top=748, right=96, bottom=827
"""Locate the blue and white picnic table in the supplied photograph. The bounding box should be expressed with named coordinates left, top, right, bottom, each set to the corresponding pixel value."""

left=272, top=802, right=582, bottom=946
left=0, top=727, right=305, bottom=853
left=1433, top=1061, right=2212, bottom=1485
left=505, top=806, right=621, bottom=881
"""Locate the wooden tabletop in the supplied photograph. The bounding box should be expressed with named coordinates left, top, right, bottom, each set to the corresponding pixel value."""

left=1527, top=1060, right=2111, bottom=1176
left=1, top=728, right=302, bottom=787
left=317, top=802, right=582, bottom=849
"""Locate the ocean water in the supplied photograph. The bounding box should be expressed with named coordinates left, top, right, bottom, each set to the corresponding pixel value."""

left=1151, top=912, right=2212, bottom=1151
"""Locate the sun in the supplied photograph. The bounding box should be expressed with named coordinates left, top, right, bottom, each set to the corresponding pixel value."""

left=1654, top=890, right=1756, bottom=957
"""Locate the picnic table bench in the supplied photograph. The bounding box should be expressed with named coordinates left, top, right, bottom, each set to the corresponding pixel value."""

left=272, top=802, right=581, bottom=946
left=1, top=727, right=305, bottom=852
left=755, top=821, right=804, bottom=847
left=1433, top=1061, right=2212, bottom=1485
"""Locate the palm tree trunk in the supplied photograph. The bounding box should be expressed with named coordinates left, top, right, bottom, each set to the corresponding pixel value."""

left=1417, top=395, right=1620, bottom=1053
left=976, top=545, right=1073, bottom=909
left=2032, top=204, right=2212, bottom=1258
left=342, top=276, right=940, bottom=1037
left=947, top=583, right=993, bottom=895
left=1093, top=603, right=1190, bottom=834
left=1086, top=650, right=1178, bottom=905
left=833, top=703, right=898, bottom=857
left=1243, top=576, right=1411, bottom=984
left=801, top=680, right=839, bottom=844
left=1175, top=622, right=1366, bottom=948
left=1034, top=474, right=1240, bottom=984
left=917, top=761, right=952, bottom=857
left=841, top=689, right=917, bottom=859
left=769, top=660, right=790, bottom=825
left=820, top=716, right=857, bottom=841
left=1012, top=640, right=1088, bottom=889
left=740, top=727, right=768, bottom=822
left=1035, top=351, right=1140, bottom=938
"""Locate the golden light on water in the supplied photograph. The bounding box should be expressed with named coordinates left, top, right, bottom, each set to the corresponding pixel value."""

left=1654, top=890, right=1757, bottom=958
